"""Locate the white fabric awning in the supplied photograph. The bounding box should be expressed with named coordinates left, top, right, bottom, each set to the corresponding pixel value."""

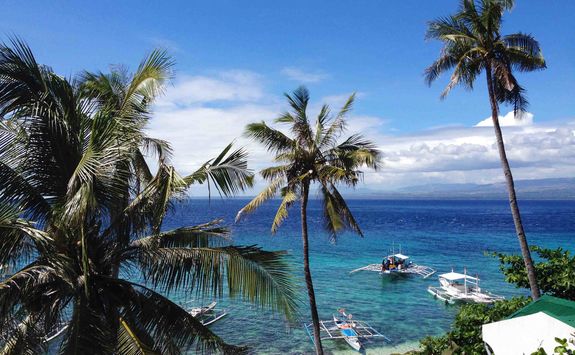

left=483, top=312, right=575, bottom=354
left=438, top=272, right=478, bottom=281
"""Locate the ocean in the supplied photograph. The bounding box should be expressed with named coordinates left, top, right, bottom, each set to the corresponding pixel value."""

left=161, top=199, right=575, bottom=354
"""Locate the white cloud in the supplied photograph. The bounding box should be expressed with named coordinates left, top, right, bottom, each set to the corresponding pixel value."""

left=368, top=112, right=575, bottom=189
left=156, top=70, right=264, bottom=108
left=280, top=67, right=328, bottom=83
left=147, top=70, right=575, bottom=195
left=475, top=110, right=534, bottom=127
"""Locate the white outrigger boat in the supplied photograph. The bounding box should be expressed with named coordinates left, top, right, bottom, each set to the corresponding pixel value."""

left=350, top=253, right=436, bottom=279
left=188, top=301, right=227, bottom=326
left=333, top=313, right=362, bottom=351
left=304, top=309, right=390, bottom=352
left=43, top=301, right=227, bottom=345
left=427, top=270, right=505, bottom=304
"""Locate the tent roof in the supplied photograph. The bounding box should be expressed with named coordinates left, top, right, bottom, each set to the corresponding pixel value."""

left=509, top=295, right=575, bottom=328
left=483, top=311, right=575, bottom=354
left=438, top=272, right=478, bottom=281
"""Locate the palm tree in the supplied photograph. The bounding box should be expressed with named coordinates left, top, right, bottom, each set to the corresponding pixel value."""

left=425, top=0, right=546, bottom=299
left=236, top=87, right=381, bottom=354
left=0, top=38, right=298, bottom=354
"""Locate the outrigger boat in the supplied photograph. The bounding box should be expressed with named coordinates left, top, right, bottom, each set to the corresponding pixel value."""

left=350, top=252, right=436, bottom=279
left=427, top=270, right=505, bottom=304
left=333, top=310, right=362, bottom=351
left=304, top=309, right=390, bottom=352
left=188, top=301, right=227, bottom=326
left=43, top=301, right=227, bottom=345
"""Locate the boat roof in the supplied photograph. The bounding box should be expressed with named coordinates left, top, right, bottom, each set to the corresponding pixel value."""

left=387, top=253, right=409, bottom=260
left=439, top=272, right=478, bottom=281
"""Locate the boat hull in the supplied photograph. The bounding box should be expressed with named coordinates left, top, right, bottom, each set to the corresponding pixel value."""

left=334, top=316, right=363, bottom=352
left=428, top=286, right=504, bottom=304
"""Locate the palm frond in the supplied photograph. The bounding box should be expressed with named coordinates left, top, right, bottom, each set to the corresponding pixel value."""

left=130, top=219, right=230, bottom=250
left=184, top=143, right=254, bottom=198
left=0, top=315, right=46, bottom=355
left=236, top=178, right=284, bottom=221
left=325, top=133, right=382, bottom=171
left=425, top=16, right=475, bottom=42
left=244, top=122, right=294, bottom=154
left=59, top=298, right=115, bottom=355
left=320, top=182, right=363, bottom=243
left=132, top=245, right=299, bottom=320
left=271, top=189, right=297, bottom=233
left=260, top=165, right=288, bottom=181
left=141, top=136, right=173, bottom=164
left=282, top=87, right=313, bottom=145
left=0, top=203, right=53, bottom=266
left=319, top=94, right=354, bottom=149
left=107, top=278, right=242, bottom=354
left=117, top=317, right=158, bottom=355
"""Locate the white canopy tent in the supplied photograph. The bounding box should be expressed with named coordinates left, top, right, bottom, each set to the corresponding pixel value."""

left=483, top=311, right=575, bottom=354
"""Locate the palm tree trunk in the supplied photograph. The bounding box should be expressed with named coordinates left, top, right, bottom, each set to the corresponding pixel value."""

left=485, top=63, right=541, bottom=300
left=301, top=180, right=324, bottom=355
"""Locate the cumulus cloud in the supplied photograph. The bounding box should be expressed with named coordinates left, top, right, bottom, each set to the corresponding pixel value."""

left=280, top=67, right=328, bottom=83
left=147, top=69, right=575, bottom=194
left=475, top=110, right=534, bottom=127
left=369, top=113, right=575, bottom=189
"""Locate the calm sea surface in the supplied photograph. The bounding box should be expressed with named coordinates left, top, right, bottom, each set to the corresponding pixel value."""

left=160, top=199, right=575, bottom=354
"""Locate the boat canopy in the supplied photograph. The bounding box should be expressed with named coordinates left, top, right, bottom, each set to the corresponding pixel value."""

left=388, top=253, right=409, bottom=260
left=439, top=272, right=478, bottom=281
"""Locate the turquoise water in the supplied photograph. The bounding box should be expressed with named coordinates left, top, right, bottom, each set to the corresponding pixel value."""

left=162, top=199, right=575, bottom=354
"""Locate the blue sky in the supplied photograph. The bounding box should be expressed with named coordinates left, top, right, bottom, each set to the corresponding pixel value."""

left=2, top=1, right=575, bottom=191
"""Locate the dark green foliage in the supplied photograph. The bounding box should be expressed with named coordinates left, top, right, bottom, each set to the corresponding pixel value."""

left=532, top=338, right=575, bottom=355
left=424, top=0, right=546, bottom=113
left=494, top=246, right=575, bottom=301
left=0, top=38, right=297, bottom=354
left=417, top=297, right=530, bottom=354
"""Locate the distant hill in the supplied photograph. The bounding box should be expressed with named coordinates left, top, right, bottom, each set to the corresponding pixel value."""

left=347, top=178, right=575, bottom=200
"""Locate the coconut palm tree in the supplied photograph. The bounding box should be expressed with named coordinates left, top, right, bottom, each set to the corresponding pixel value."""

left=0, top=38, right=298, bottom=354
left=425, top=0, right=546, bottom=299
left=236, top=87, right=381, bottom=354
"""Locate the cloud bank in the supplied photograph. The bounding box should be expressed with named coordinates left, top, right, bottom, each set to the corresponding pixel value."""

left=147, top=69, right=575, bottom=195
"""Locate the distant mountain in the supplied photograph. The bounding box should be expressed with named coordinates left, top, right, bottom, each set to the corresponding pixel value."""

left=347, top=178, right=575, bottom=200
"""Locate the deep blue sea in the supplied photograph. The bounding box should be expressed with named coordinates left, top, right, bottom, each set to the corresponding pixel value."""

left=161, top=199, right=575, bottom=354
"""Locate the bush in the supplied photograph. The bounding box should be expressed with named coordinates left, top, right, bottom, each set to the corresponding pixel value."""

left=493, top=246, right=575, bottom=301
left=416, top=297, right=530, bottom=354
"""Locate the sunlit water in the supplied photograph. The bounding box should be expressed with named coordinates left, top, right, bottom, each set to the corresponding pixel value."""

left=160, top=199, right=575, bottom=354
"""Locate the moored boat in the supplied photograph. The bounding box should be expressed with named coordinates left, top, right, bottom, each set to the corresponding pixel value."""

left=304, top=309, right=390, bottom=352
left=428, top=270, right=505, bottom=304
left=188, top=301, right=228, bottom=326
left=333, top=311, right=362, bottom=351
left=350, top=252, right=436, bottom=279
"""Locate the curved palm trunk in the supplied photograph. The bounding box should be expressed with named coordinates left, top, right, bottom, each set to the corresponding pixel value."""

left=301, top=181, right=324, bottom=355
left=485, top=64, right=541, bottom=300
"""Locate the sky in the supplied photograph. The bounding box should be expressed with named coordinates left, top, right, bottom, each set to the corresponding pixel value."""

left=2, top=1, right=574, bottom=194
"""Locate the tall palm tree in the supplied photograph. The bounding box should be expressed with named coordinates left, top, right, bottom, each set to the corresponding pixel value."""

left=236, top=87, right=381, bottom=354
left=425, top=0, right=546, bottom=299
left=0, top=38, right=298, bottom=354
